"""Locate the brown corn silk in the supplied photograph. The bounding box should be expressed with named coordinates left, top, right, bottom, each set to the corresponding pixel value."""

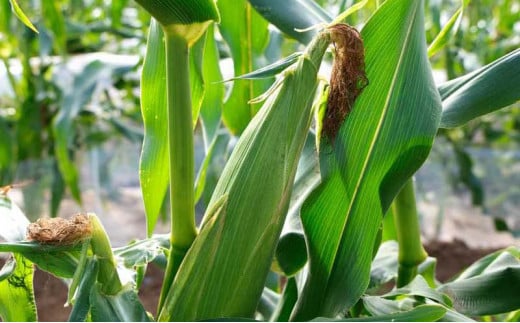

left=27, top=214, right=92, bottom=245
left=324, top=24, right=368, bottom=142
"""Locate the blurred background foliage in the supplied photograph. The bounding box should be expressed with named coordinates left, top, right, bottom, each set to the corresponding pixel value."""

left=0, top=0, right=518, bottom=236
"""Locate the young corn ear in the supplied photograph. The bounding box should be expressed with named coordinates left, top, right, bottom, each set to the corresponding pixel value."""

left=157, top=30, right=333, bottom=321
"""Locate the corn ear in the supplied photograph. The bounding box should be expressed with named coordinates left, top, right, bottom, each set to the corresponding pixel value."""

left=158, top=29, right=332, bottom=321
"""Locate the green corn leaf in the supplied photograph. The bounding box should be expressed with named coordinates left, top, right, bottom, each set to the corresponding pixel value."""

left=438, top=247, right=520, bottom=316
left=194, top=136, right=218, bottom=204
left=257, top=288, right=279, bottom=320
left=113, top=235, right=169, bottom=268
left=0, top=254, right=37, bottom=322
left=0, top=1, right=12, bottom=33
left=111, top=0, right=129, bottom=27
left=218, top=0, right=272, bottom=134
left=68, top=258, right=98, bottom=322
left=248, top=0, right=331, bottom=44
left=271, top=277, right=298, bottom=321
left=224, top=52, right=303, bottom=81
left=433, top=303, right=475, bottom=322
left=363, top=296, right=413, bottom=317
left=427, top=0, right=468, bottom=57
left=8, top=0, right=38, bottom=33
left=198, top=133, right=233, bottom=206
left=50, top=160, right=66, bottom=217
left=0, top=242, right=81, bottom=278
left=89, top=284, right=151, bottom=322
left=199, top=23, right=224, bottom=145
left=292, top=0, right=442, bottom=319
left=0, top=119, right=14, bottom=183
left=455, top=247, right=520, bottom=280
left=385, top=275, right=451, bottom=306
left=53, top=61, right=109, bottom=203
left=190, top=34, right=207, bottom=126
left=134, top=0, right=219, bottom=28
left=139, top=20, right=209, bottom=236
left=41, top=1, right=67, bottom=54
left=275, top=131, right=320, bottom=277
left=369, top=241, right=399, bottom=289
left=158, top=30, right=332, bottom=322
left=313, top=304, right=446, bottom=322
left=439, top=48, right=520, bottom=128
left=139, top=20, right=169, bottom=237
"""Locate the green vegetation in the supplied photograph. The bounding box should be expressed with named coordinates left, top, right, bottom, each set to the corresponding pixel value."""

left=0, top=0, right=519, bottom=321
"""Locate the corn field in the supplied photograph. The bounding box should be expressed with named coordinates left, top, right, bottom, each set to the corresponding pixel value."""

left=0, top=0, right=519, bottom=321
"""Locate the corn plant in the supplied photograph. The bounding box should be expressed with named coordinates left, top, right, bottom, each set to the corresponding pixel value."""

left=1, top=0, right=520, bottom=322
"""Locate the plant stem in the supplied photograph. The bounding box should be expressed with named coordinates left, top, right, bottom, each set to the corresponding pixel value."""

left=392, top=178, right=428, bottom=287
left=158, top=29, right=197, bottom=311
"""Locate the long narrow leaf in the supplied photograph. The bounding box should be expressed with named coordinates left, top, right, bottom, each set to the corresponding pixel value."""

left=313, top=304, right=446, bottom=322
left=439, top=48, right=520, bottom=128
left=292, top=0, right=442, bottom=319
left=438, top=247, right=520, bottom=316
left=139, top=20, right=212, bottom=236
left=8, top=0, right=37, bottom=33
left=53, top=61, right=110, bottom=203
left=200, top=24, right=224, bottom=145
left=218, top=0, right=271, bottom=134
left=248, top=0, right=331, bottom=44
left=427, top=0, right=468, bottom=57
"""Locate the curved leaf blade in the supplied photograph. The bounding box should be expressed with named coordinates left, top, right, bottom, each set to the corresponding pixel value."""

left=139, top=20, right=208, bottom=236
left=200, top=24, right=224, bottom=144
left=313, top=304, right=446, bottom=322
left=439, top=48, right=520, bottom=128
left=292, top=0, right=442, bottom=319
left=438, top=247, right=520, bottom=316
left=218, top=0, right=271, bottom=134
left=427, top=0, right=468, bottom=57
left=139, top=20, right=169, bottom=237
left=8, top=0, right=37, bottom=33
left=248, top=0, right=332, bottom=44
left=224, top=52, right=303, bottom=81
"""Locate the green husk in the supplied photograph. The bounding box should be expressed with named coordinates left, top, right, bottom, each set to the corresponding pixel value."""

left=158, top=28, right=334, bottom=321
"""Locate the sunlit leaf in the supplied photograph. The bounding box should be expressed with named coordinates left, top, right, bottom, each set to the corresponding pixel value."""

left=8, top=0, right=38, bottom=33
left=224, top=52, right=303, bottom=81
left=41, top=1, right=66, bottom=54
left=199, top=24, right=224, bottom=145
left=218, top=0, right=271, bottom=134
left=292, top=0, right=442, bottom=319
left=439, top=48, right=520, bottom=128
left=313, top=304, right=446, bottom=322
left=248, top=0, right=331, bottom=44
left=139, top=20, right=213, bottom=236
left=427, top=0, right=468, bottom=57
left=0, top=254, right=37, bottom=322
left=438, top=247, right=520, bottom=315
